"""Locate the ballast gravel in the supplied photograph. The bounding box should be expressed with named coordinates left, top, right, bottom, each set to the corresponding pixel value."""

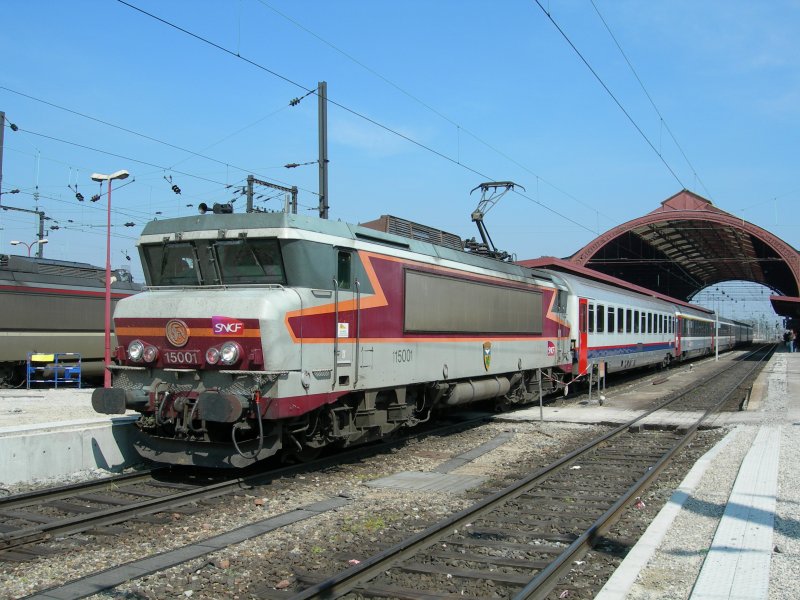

left=0, top=421, right=605, bottom=599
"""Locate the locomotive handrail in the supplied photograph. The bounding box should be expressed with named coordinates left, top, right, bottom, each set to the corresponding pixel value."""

left=333, top=278, right=339, bottom=390
left=355, top=279, right=361, bottom=386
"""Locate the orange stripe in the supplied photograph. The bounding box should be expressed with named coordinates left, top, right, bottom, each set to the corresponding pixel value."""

left=299, top=336, right=571, bottom=344
left=283, top=250, right=389, bottom=343
left=116, top=326, right=261, bottom=338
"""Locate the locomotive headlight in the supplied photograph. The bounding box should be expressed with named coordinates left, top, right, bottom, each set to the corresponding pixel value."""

left=142, top=345, right=159, bottom=363
left=127, top=340, right=145, bottom=362
left=206, top=347, right=220, bottom=365
left=219, top=342, right=241, bottom=365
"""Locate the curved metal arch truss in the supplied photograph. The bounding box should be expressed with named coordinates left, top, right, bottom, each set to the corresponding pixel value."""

left=567, top=190, right=800, bottom=317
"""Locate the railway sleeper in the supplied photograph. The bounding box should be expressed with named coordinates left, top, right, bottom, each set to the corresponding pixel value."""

left=397, top=562, right=533, bottom=585
left=429, top=549, right=552, bottom=571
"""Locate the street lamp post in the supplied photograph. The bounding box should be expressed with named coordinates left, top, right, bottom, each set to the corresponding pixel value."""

left=10, top=238, right=48, bottom=256
left=90, top=170, right=129, bottom=389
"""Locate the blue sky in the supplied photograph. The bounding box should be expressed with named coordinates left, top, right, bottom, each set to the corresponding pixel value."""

left=1, top=0, right=798, bottom=327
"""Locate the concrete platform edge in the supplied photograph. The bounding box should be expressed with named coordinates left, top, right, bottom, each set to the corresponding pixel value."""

left=0, top=418, right=140, bottom=485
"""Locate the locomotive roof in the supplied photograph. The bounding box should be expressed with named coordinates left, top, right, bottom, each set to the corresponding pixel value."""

left=140, top=212, right=564, bottom=287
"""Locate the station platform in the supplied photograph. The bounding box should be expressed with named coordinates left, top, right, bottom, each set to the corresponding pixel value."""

left=0, top=388, right=139, bottom=486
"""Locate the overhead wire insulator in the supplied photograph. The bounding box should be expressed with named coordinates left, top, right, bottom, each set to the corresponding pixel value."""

left=172, top=184, right=181, bottom=194
left=75, top=192, right=84, bottom=201
left=90, top=194, right=100, bottom=202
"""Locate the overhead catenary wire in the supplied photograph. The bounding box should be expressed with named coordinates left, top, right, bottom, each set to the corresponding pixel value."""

left=253, top=0, right=611, bottom=227
left=532, top=0, right=686, bottom=190
left=116, top=0, right=600, bottom=236
left=588, top=0, right=712, bottom=200
left=0, top=85, right=312, bottom=197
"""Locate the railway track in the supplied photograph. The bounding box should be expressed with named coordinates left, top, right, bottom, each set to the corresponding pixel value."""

left=0, top=413, right=493, bottom=564
left=0, top=468, right=237, bottom=561
left=286, top=344, right=774, bottom=600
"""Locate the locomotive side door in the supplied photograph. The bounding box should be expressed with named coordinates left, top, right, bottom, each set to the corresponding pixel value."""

left=578, top=297, right=588, bottom=375
left=333, top=249, right=355, bottom=387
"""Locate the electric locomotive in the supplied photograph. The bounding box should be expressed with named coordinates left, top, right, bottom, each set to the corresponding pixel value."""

left=92, top=212, right=573, bottom=467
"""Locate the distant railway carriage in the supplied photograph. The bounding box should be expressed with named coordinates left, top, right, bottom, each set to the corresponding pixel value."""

left=0, top=254, right=141, bottom=384
left=91, top=211, right=753, bottom=467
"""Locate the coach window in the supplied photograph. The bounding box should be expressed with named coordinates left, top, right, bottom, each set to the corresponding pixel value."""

left=633, top=310, right=640, bottom=334
left=658, top=314, right=663, bottom=334
left=617, top=307, right=624, bottom=333
left=597, top=304, right=605, bottom=332
left=337, top=251, right=351, bottom=289
left=647, top=312, right=653, bottom=334
left=588, top=303, right=595, bottom=333
left=626, top=309, right=632, bottom=333
left=607, top=305, right=615, bottom=334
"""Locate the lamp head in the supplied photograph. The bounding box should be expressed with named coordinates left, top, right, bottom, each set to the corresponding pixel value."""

left=91, top=170, right=130, bottom=182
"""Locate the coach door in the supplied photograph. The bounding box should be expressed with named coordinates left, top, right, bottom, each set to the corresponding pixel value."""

left=675, top=316, right=682, bottom=356
left=578, top=297, right=589, bottom=375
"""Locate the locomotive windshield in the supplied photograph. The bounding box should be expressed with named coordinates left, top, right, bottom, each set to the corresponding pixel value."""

left=142, top=238, right=286, bottom=286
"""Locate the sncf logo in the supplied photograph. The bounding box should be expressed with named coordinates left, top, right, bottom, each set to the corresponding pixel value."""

left=211, top=316, right=245, bottom=336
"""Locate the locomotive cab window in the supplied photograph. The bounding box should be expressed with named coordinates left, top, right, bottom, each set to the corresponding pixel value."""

left=337, top=251, right=352, bottom=289
left=144, top=242, right=200, bottom=286
left=214, top=239, right=285, bottom=285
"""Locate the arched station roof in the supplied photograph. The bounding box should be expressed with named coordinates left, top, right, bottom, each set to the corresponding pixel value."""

left=563, top=190, right=800, bottom=318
